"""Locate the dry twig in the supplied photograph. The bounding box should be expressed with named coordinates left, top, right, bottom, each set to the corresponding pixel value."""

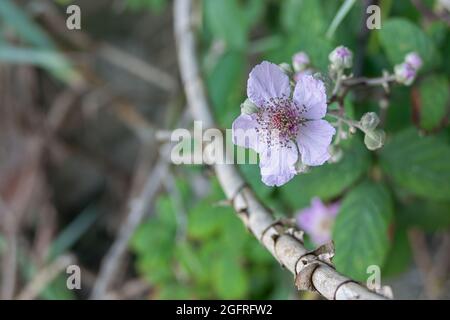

left=16, top=254, right=75, bottom=300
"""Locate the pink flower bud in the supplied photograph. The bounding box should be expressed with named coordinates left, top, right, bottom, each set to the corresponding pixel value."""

left=329, top=46, right=353, bottom=69
left=405, top=52, right=422, bottom=70
left=394, top=62, right=416, bottom=86
left=292, top=52, right=310, bottom=72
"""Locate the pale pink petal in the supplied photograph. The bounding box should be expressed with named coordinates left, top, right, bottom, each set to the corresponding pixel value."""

left=296, top=197, right=340, bottom=246
left=259, top=142, right=298, bottom=187
left=293, top=75, right=327, bottom=120
left=297, top=120, right=336, bottom=166
left=232, top=114, right=260, bottom=152
left=247, top=61, right=291, bottom=108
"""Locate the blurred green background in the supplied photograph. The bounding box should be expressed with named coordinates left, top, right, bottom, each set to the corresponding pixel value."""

left=0, top=0, right=449, bottom=299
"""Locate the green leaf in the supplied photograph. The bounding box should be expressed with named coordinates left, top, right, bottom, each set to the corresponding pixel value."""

left=212, top=254, right=249, bottom=299
left=239, top=159, right=273, bottom=199
left=156, top=196, right=177, bottom=228
left=426, top=21, right=448, bottom=48
left=280, top=138, right=370, bottom=209
left=176, top=242, right=209, bottom=284
left=380, top=128, right=450, bottom=201
left=281, top=0, right=327, bottom=35
left=382, top=227, right=412, bottom=277
left=245, top=237, right=273, bottom=265
left=158, top=283, right=192, bottom=299
left=131, top=220, right=175, bottom=256
left=126, top=0, right=167, bottom=13
left=275, top=0, right=332, bottom=71
left=378, top=18, right=440, bottom=70
left=417, top=75, right=449, bottom=130
left=207, top=51, right=245, bottom=127
left=243, top=0, right=266, bottom=28
left=398, top=200, right=450, bottom=232
left=203, top=0, right=248, bottom=49
left=326, top=0, right=357, bottom=39
left=188, top=201, right=227, bottom=239
left=333, top=181, right=393, bottom=281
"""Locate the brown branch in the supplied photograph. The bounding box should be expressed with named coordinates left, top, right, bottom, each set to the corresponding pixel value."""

left=173, top=0, right=386, bottom=300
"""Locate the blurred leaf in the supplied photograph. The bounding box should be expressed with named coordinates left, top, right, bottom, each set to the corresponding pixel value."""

left=417, top=74, right=449, bottom=130
left=333, top=181, right=393, bottom=281
left=245, top=236, right=273, bottom=265
left=243, top=0, right=266, bottom=28
left=281, top=138, right=370, bottom=209
left=378, top=18, right=440, bottom=70
left=275, top=0, right=332, bottom=71
left=207, top=51, right=245, bottom=127
left=380, top=128, right=450, bottom=201
left=158, top=283, right=192, bottom=299
left=176, top=242, right=208, bottom=284
left=442, top=33, right=450, bottom=76
left=326, top=0, right=357, bottom=39
left=0, top=45, right=78, bottom=83
left=398, top=200, right=450, bottom=232
left=389, top=0, right=420, bottom=21
left=126, top=0, right=167, bottom=13
left=385, top=86, right=413, bottom=132
left=281, top=0, right=326, bottom=34
left=188, top=201, right=228, bottom=240
left=426, top=21, right=448, bottom=48
left=218, top=212, right=249, bottom=256
left=239, top=158, right=273, bottom=199
left=131, top=217, right=175, bottom=255
left=156, top=196, right=177, bottom=228
left=138, top=254, right=173, bottom=284
left=382, top=227, right=412, bottom=277
left=40, top=275, right=75, bottom=300
left=0, top=0, right=55, bottom=48
left=212, top=254, right=249, bottom=299
left=203, top=0, right=248, bottom=49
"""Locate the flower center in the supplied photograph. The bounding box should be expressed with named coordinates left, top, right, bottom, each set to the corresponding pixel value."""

left=255, top=96, right=303, bottom=147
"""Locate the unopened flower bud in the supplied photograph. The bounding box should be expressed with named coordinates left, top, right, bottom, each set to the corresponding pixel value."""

left=360, top=112, right=380, bottom=131
left=240, top=98, right=258, bottom=115
left=328, top=145, right=343, bottom=163
left=292, top=52, right=310, bottom=72
left=394, top=62, right=416, bottom=86
left=364, top=129, right=386, bottom=151
left=405, top=52, right=422, bottom=70
left=279, top=63, right=293, bottom=75
left=329, top=46, right=353, bottom=70
left=295, top=159, right=310, bottom=174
